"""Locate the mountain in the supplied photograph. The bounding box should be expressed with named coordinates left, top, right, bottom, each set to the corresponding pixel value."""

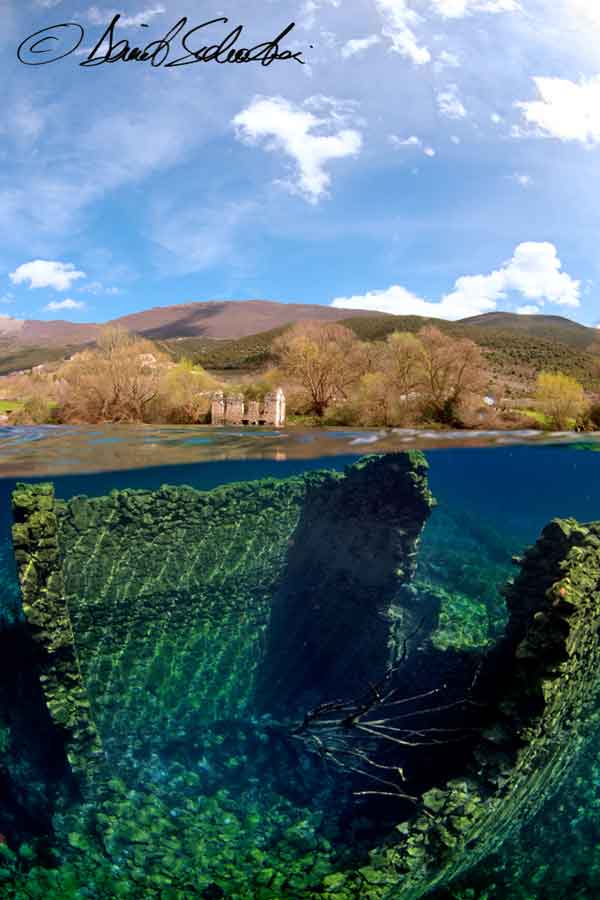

left=0, top=303, right=596, bottom=349
left=0, top=302, right=597, bottom=386
left=0, top=300, right=386, bottom=348
left=0, top=318, right=101, bottom=347
left=111, top=300, right=385, bottom=340
left=458, top=312, right=597, bottom=348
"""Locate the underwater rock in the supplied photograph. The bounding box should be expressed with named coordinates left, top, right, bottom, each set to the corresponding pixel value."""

left=255, top=451, right=435, bottom=712
left=11, top=483, right=104, bottom=786
left=333, top=517, right=600, bottom=899
left=11, top=453, right=434, bottom=768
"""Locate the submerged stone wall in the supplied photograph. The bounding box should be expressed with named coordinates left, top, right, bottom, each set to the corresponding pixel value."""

left=331, top=517, right=600, bottom=900
left=11, top=484, right=104, bottom=786
left=11, top=453, right=433, bottom=770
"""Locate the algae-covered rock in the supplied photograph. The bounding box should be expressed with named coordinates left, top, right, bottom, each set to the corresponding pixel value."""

left=329, top=517, right=600, bottom=900
left=11, top=484, right=104, bottom=786
left=11, top=453, right=434, bottom=768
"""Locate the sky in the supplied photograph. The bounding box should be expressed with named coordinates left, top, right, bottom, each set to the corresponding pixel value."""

left=1, top=0, right=600, bottom=326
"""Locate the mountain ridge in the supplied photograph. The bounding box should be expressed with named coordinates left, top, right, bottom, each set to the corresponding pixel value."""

left=0, top=300, right=391, bottom=347
left=0, top=302, right=597, bottom=383
left=0, top=301, right=596, bottom=348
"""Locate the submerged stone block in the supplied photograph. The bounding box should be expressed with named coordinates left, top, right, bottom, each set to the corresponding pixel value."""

left=9, top=453, right=434, bottom=773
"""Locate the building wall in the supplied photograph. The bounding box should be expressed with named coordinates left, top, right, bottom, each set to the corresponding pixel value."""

left=211, top=389, right=286, bottom=426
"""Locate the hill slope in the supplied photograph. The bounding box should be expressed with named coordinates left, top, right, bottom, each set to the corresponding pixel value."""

left=0, top=303, right=597, bottom=390
left=459, top=312, right=597, bottom=348
left=112, top=300, right=384, bottom=340
left=0, top=300, right=387, bottom=348
left=159, top=313, right=600, bottom=392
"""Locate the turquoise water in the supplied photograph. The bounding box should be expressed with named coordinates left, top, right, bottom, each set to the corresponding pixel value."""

left=1, top=427, right=600, bottom=899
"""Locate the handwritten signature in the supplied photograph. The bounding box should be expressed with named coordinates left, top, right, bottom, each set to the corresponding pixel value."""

left=17, top=14, right=307, bottom=68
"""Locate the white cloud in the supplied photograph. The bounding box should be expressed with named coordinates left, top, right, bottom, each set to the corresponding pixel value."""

left=444, top=242, right=580, bottom=309
left=372, top=0, right=516, bottom=64
left=341, top=35, right=381, bottom=58
left=389, top=135, right=435, bottom=156
left=431, top=0, right=519, bottom=18
left=437, top=85, right=467, bottom=119
left=10, top=260, right=86, bottom=291
left=332, top=283, right=494, bottom=319
left=510, top=173, right=533, bottom=187
left=300, top=0, right=340, bottom=30
left=491, top=113, right=503, bottom=124
left=331, top=242, right=580, bottom=320
left=374, top=0, right=431, bottom=64
left=80, top=281, right=121, bottom=295
left=516, top=304, right=541, bottom=314
left=86, top=5, right=166, bottom=28
left=232, top=96, right=362, bottom=203
left=434, top=50, right=460, bottom=72
left=561, top=1, right=600, bottom=29
left=34, top=0, right=63, bottom=7
left=0, top=293, right=14, bottom=305
left=450, top=135, right=461, bottom=144
left=43, top=298, right=85, bottom=311
left=516, top=76, right=600, bottom=144
left=389, top=134, right=422, bottom=148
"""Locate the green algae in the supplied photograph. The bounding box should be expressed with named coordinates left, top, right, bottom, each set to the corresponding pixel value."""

left=11, top=483, right=104, bottom=787
left=322, top=517, right=600, bottom=900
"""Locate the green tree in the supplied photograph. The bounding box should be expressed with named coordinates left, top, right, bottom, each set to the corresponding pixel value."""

left=157, top=358, right=218, bottom=423
left=535, top=371, right=586, bottom=429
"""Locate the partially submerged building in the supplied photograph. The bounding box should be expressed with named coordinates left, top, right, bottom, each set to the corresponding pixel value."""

left=211, top=387, right=286, bottom=427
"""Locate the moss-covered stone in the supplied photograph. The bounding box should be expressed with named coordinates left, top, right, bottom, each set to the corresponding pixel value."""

left=327, top=517, right=600, bottom=900
left=11, top=483, right=104, bottom=787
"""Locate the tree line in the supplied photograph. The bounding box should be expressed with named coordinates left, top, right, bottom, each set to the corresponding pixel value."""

left=2, top=321, right=599, bottom=430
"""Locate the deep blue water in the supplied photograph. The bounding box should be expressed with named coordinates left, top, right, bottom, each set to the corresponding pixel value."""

left=2, top=443, right=599, bottom=544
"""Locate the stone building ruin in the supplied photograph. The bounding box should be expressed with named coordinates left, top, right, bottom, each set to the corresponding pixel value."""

left=211, top=387, right=286, bottom=427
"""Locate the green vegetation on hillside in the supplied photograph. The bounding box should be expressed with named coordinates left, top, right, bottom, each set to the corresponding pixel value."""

left=157, top=327, right=288, bottom=372
left=147, top=316, right=600, bottom=394
left=0, top=343, right=84, bottom=376
left=341, top=317, right=599, bottom=390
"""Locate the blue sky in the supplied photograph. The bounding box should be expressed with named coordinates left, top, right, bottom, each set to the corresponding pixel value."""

left=1, top=0, right=600, bottom=327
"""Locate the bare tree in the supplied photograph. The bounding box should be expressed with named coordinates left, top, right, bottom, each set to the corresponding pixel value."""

left=57, top=327, right=167, bottom=423
left=416, top=326, right=488, bottom=424
left=292, top=658, right=479, bottom=800
left=273, top=321, right=366, bottom=417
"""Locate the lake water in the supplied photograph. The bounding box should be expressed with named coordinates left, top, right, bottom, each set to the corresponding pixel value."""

left=1, top=426, right=600, bottom=899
